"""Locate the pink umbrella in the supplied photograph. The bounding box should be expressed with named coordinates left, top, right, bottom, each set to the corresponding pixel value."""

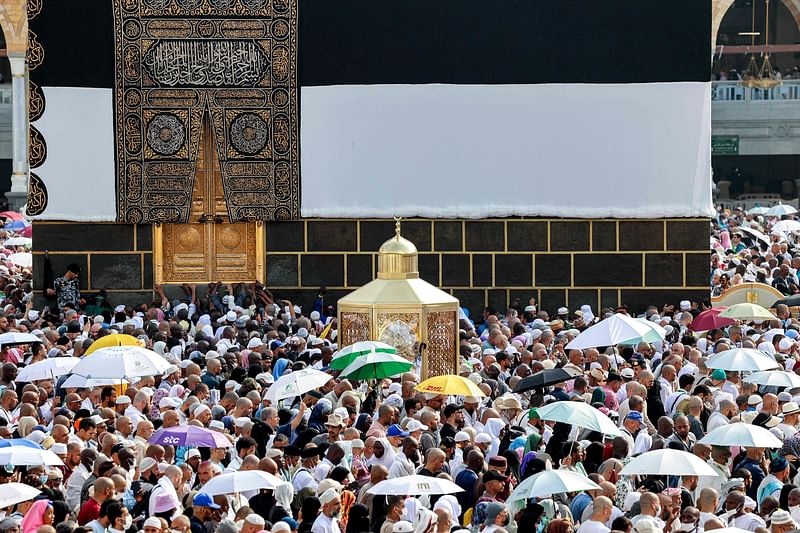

left=690, top=307, right=735, bottom=332
left=0, top=212, right=25, bottom=221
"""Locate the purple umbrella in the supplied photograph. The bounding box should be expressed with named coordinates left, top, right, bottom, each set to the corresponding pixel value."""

left=148, top=424, right=233, bottom=448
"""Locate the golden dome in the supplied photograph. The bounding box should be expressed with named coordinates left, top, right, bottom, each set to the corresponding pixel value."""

left=377, top=219, right=418, bottom=279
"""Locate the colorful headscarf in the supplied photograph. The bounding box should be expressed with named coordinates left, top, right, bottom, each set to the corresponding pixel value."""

left=21, top=499, right=51, bottom=533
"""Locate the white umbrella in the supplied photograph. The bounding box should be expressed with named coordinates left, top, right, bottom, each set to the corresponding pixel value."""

left=264, top=367, right=333, bottom=403
left=535, top=401, right=623, bottom=436
left=508, top=469, right=601, bottom=502
left=626, top=319, right=667, bottom=344
left=6, top=252, right=31, bottom=268
left=743, top=370, right=800, bottom=388
left=772, top=220, right=800, bottom=233
left=0, top=332, right=42, bottom=346
left=16, top=357, right=78, bottom=382
left=746, top=207, right=770, bottom=216
left=61, top=374, right=131, bottom=389
left=70, top=345, right=171, bottom=379
left=0, top=446, right=63, bottom=466
left=699, top=423, right=783, bottom=448
left=718, top=303, right=775, bottom=321
left=736, top=226, right=770, bottom=246
left=768, top=204, right=798, bottom=217
left=705, top=348, right=780, bottom=371
left=620, top=449, right=718, bottom=477
left=0, top=482, right=40, bottom=507
left=565, top=313, right=652, bottom=350
left=199, top=470, right=283, bottom=495
left=367, top=474, right=464, bottom=496
left=3, top=237, right=31, bottom=247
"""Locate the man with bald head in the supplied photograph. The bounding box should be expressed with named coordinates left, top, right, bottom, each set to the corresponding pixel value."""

left=762, top=394, right=779, bottom=416
left=149, top=464, right=183, bottom=517
left=52, top=423, right=70, bottom=444
left=162, top=410, right=180, bottom=428
left=455, top=449, right=484, bottom=517
left=708, top=399, right=737, bottom=433
left=78, top=476, right=114, bottom=524
left=632, top=492, right=664, bottom=529
left=577, top=496, right=613, bottom=533
left=696, top=488, right=724, bottom=530
left=658, top=364, right=677, bottom=405
left=133, top=419, right=155, bottom=463
left=725, top=490, right=766, bottom=530
left=196, top=460, right=221, bottom=489
left=667, top=415, right=695, bottom=452
left=419, top=448, right=446, bottom=477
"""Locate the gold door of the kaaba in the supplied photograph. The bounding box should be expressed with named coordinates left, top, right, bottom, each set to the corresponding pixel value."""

left=154, top=117, right=264, bottom=284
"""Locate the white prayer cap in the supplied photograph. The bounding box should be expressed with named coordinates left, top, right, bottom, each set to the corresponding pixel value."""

left=319, top=488, right=339, bottom=505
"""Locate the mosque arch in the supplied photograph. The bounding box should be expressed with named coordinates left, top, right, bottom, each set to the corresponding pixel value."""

left=713, top=0, right=800, bottom=46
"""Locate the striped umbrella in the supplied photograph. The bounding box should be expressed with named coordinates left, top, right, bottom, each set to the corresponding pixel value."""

left=330, top=341, right=397, bottom=371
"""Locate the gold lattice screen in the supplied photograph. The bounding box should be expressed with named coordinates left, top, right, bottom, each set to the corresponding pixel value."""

left=426, top=310, right=458, bottom=377
left=339, top=312, right=370, bottom=348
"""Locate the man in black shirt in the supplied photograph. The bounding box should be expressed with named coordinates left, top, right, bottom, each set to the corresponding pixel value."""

left=439, top=404, right=462, bottom=442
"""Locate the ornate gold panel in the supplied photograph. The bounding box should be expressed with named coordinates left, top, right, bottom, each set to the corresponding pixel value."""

left=426, top=310, right=458, bottom=377
left=155, top=116, right=264, bottom=284
left=113, top=0, right=299, bottom=223
left=339, top=312, right=371, bottom=348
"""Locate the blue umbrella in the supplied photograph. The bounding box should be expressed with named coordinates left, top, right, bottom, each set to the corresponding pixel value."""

left=0, top=439, right=43, bottom=450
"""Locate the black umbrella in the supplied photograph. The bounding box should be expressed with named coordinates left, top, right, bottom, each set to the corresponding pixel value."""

left=513, top=366, right=584, bottom=393
left=772, top=294, right=800, bottom=307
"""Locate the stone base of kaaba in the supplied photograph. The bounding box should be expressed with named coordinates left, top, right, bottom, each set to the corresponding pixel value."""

left=31, top=218, right=710, bottom=314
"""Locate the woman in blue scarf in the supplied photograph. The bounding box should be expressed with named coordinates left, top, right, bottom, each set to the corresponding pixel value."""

left=354, top=413, right=372, bottom=439
left=308, top=398, right=332, bottom=433
left=272, top=357, right=290, bottom=381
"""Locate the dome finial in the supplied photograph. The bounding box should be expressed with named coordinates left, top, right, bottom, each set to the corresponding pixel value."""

left=394, top=216, right=402, bottom=239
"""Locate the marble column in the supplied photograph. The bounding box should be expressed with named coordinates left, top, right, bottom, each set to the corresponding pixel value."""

left=6, top=55, right=27, bottom=210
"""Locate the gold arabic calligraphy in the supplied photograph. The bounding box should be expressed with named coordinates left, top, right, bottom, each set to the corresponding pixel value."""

left=142, top=40, right=269, bottom=86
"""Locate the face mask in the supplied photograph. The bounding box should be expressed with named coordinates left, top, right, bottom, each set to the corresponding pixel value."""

left=123, top=515, right=133, bottom=530
left=38, top=474, right=47, bottom=485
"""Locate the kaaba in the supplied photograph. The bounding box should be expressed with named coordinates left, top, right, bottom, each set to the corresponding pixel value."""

left=23, top=0, right=712, bottom=312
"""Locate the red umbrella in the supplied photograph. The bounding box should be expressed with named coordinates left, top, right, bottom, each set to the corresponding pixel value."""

left=690, top=307, right=735, bottom=332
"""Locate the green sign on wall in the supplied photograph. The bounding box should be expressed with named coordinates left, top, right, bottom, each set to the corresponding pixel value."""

left=712, top=135, right=739, bottom=155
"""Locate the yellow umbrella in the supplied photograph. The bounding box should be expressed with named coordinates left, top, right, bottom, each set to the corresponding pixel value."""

left=415, top=374, right=486, bottom=397
left=718, top=303, right=775, bottom=322
left=84, top=334, right=141, bottom=355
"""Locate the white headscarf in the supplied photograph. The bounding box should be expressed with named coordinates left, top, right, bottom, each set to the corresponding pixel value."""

left=365, top=438, right=396, bottom=469
left=433, top=495, right=461, bottom=529
left=485, top=418, right=505, bottom=458
left=413, top=508, right=438, bottom=533
left=274, top=482, right=294, bottom=509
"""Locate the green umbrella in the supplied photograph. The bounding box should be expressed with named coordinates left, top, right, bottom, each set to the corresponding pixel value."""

left=330, top=341, right=397, bottom=371
left=340, top=352, right=413, bottom=381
